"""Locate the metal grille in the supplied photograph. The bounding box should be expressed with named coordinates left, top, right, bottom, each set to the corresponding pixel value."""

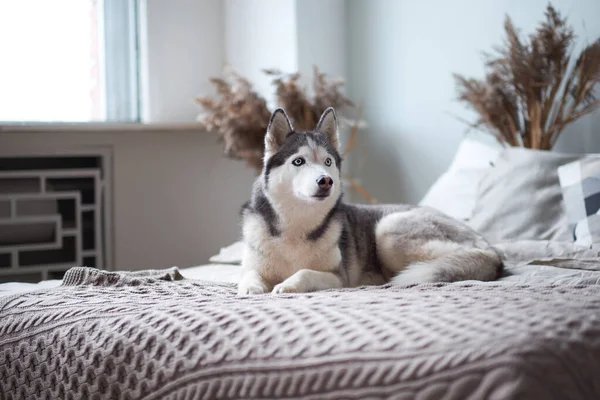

left=0, top=152, right=112, bottom=282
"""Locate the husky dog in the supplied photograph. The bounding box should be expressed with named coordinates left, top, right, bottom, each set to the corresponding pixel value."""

left=237, top=107, right=503, bottom=295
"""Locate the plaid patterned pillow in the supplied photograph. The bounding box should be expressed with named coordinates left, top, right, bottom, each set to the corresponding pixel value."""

left=558, top=156, right=600, bottom=245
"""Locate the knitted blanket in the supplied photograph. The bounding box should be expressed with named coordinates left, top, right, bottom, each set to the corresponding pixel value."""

left=2, top=266, right=600, bottom=399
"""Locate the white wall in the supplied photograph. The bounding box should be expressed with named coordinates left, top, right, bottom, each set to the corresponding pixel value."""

left=347, top=0, right=600, bottom=204
left=223, top=0, right=348, bottom=102
left=139, top=0, right=224, bottom=122
left=296, top=0, right=348, bottom=80
left=224, top=0, right=298, bottom=106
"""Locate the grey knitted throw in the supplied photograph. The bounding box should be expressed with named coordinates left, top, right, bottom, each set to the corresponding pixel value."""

left=2, top=266, right=600, bottom=399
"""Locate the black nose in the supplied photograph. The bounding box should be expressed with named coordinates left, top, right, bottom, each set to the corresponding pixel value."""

left=317, top=175, right=333, bottom=189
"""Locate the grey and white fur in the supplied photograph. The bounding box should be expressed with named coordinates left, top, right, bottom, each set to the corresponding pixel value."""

left=237, top=107, right=503, bottom=295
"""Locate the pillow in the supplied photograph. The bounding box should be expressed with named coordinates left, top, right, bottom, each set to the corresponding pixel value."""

left=419, top=135, right=502, bottom=220
left=468, top=148, right=582, bottom=243
left=558, top=156, right=600, bottom=246
left=209, top=241, right=244, bottom=264
left=419, top=168, right=491, bottom=221
left=446, top=133, right=503, bottom=171
left=574, top=214, right=600, bottom=246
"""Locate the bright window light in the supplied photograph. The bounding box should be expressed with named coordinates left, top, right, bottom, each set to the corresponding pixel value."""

left=0, top=0, right=138, bottom=123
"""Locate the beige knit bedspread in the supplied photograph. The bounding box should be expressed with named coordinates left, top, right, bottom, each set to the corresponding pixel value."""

left=1, top=265, right=600, bottom=400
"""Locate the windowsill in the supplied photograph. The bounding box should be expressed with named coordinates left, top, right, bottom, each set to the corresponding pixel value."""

left=0, top=121, right=210, bottom=133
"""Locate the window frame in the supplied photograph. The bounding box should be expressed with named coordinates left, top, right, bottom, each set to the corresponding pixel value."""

left=102, top=0, right=140, bottom=122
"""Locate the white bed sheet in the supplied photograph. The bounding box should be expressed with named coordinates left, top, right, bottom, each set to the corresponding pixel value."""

left=0, top=263, right=242, bottom=298
left=181, top=263, right=241, bottom=283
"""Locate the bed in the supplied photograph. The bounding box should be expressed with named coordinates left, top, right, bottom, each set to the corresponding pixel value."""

left=3, top=145, right=600, bottom=399
left=2, top=240, right=600, bottom=399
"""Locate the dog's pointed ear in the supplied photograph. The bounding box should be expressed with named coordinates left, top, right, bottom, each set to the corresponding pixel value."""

left=265, top=108, right=293, bottom=160
left=315, top=107, right=339, bottom=150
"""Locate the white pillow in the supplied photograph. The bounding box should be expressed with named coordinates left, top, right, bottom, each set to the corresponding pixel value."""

left=419, top=135, right=502, bottom=221
left=446, top=134, right=503, bottom=171
left=209, top=241, right=244, bottom=264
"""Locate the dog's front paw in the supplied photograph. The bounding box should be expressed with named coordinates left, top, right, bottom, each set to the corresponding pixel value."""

left=272, top=282, right=299, bottom=294
left=237, top=281, right=269, bottom=296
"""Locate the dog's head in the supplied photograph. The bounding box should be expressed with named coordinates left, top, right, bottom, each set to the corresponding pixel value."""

left=262, top=107, right=342, bottom=210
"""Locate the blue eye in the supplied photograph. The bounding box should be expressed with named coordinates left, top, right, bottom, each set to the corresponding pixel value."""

left=292, top=157, right=305, bottom=166
left=325, top=158, right=332, bottom=166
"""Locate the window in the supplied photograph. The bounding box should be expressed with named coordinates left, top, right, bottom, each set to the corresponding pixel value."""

left=0, top=0, right=139, bottom=123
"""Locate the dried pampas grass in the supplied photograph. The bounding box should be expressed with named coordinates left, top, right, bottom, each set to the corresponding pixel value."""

left=195, top=66, right=375, bottom=202
left=195, top=69, right=271, bottom=170
left=263, top=66, right=356, bottom=131
left=454, top=3, right=600, bottom=150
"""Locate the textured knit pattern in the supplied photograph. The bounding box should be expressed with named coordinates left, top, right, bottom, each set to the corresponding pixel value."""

left=2, top=267, right=600, bottom=399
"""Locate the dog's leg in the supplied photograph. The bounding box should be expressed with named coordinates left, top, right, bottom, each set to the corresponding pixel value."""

left=238, top=269, right=271, bottom=295
left=272, top=269, right=343, bottom=294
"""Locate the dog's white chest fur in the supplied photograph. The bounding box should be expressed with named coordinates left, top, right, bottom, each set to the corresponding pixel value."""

left=243, top=212, right=342, bottom=284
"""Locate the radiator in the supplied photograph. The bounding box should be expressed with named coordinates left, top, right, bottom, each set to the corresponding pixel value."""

left=0, top=149, right=112, bottom=283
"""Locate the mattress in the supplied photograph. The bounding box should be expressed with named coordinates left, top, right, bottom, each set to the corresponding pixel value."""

left=2, top=241, right=600, bottom=399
